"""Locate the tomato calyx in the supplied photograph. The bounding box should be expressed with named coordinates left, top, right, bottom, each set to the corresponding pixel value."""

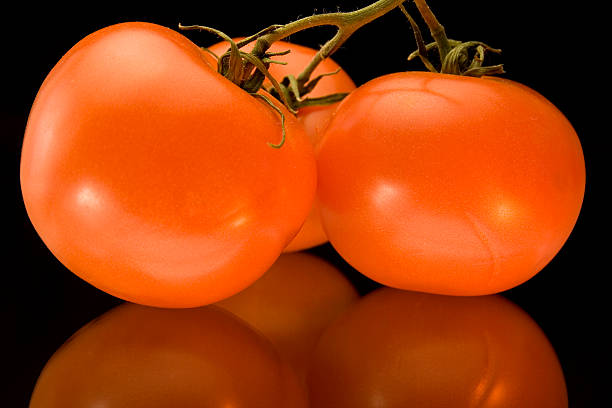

left=179, top=23, right=349, bottom=115
left=178, top=24, right=294, bottom=147
left=178, top=24, right=352, bottom=148
left=409, top=39, right=504, bottom=77
left=402, top=1, right=505, bottom=77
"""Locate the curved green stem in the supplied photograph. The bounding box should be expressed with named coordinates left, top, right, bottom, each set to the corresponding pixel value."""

left=399, top=3, right=438, bottom=73
left=412, top=0, right=452, bottom=62
left=250, top=93, right=287, bottom=148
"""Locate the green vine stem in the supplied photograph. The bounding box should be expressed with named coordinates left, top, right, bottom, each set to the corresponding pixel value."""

left=180, top=0, right=504, bottom=146
left=412, top=0, right=451, bottom=62
left=249, top=0, right=405, bottom=96
left=398, top=3, right=437, bottom=73
left=183, top=0, right=504, bottom=101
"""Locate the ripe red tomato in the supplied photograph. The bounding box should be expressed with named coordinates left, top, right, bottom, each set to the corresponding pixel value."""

left=207, top=39, right=356, bottom=252
left=30, top=304, right=308, bottom=407
left=20, top=22, right=316, bottom=307
left=317, top=72, right=585, bottom=295
left=217, top=252, right=358, bottom=380
left=308, top=288, right=568, bottom=407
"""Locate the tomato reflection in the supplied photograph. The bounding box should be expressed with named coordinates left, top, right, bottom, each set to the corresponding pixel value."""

left=29, top=304, right=307, bottom=408
left=217, top=252, right=359, bottom=380
left=308, top=288, right=568, bottom=407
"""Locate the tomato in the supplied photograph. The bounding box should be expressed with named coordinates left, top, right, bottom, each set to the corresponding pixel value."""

left=316, top=71, right=585, bottom=295
left=207, top=39, right=356, bottom=252
left=217, top=252, right=358, bottom=380
left=308, top=288, right=568, bottom=407
left=29, top=303, right=308, bottom=407
left=20, top=22, right=316, bottom=307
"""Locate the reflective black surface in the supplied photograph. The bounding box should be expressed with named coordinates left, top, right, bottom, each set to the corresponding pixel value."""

left=6, top=0, right=603, bottom=406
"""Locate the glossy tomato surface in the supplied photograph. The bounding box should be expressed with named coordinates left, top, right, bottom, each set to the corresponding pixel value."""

left=29, top=304, right=307, bottom=408
left=207, top=39, right=356, bottom=252
left=317, top=71, right=585, bottom=295
left=217, top=252, right=358, bottom=380
left=308, top=288, right=568, bottom=407
left=20, top=22, right=316, bottom=307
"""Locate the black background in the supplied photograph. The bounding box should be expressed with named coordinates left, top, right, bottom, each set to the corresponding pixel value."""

left=4, top=0, right=604, bottom=406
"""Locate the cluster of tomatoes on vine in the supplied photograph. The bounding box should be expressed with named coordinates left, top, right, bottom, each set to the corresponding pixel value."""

left=20, top=0, right=584, bottom=309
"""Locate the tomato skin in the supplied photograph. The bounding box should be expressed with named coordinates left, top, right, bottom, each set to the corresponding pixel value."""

left=317, top=71, right=585, bottom=295
left=217, top=252, right=358, bottom=380
left=308, top=288, right=568, bottom=408
left=207, top=39, right=356, bottom=252
left=20, top=22, right=316, bottom=307
left=29, top=304, right=308, bottom=407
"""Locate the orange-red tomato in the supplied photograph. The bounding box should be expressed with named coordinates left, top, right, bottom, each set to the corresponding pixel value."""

left=317, top=72, right=585, bottom=295
left=217, top=252, right=358, bottom=380
left=20, top=22, right=316, bottom=307
left=29, top=303, right=307, bottom=407
left=207, top=39, right=356, bottom=252
left=308, top=288, right=568, bottom=407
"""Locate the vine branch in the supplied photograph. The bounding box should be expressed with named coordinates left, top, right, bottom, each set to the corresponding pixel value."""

left=249, top=0, right=407, bottom=97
